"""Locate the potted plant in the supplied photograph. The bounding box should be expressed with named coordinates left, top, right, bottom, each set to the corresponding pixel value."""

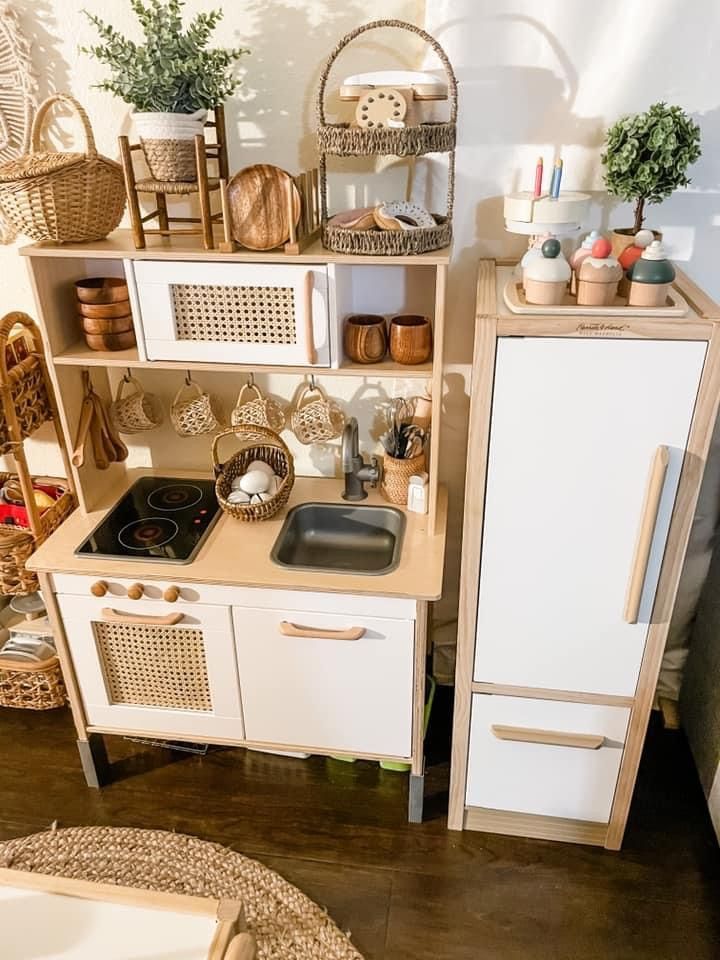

left=83, top=0, right=248, bottom=182
left=601, top=102, right=701, bottom=258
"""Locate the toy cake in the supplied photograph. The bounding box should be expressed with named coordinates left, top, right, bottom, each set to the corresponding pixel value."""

left=504, top=191, right=591, bottom=235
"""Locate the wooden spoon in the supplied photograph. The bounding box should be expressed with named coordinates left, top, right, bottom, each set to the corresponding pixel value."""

left=72, top=395, right=94, bottom=468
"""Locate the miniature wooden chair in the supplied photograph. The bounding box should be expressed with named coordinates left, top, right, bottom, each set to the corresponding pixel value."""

left=119, top=106, right=229, bottom=251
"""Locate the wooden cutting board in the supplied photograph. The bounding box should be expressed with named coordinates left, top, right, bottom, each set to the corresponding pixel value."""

left=227, top=164, right=301, bottom=251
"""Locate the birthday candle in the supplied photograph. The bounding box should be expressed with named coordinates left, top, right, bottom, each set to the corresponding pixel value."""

left=551, top=158, right=563, bottom=198
left=533, top=157, right=543, bottom=198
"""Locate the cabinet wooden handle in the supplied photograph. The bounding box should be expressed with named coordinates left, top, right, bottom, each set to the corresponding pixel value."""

left=279, top=620, right=365, bottom=641
left=491, top=724, right=605, bottom=750
left=304, top=271, right=316, bottom=365
left=163, top=585, right=181, bottom=603
left=224, top=933, right=257, bottom=960
left=90, top=580, right=108, bottom=597
left=126, top=582, right=144, bottom=600
left=101, top=608, right=184, bottom=626
left=624, top=445, right=669, bottom=624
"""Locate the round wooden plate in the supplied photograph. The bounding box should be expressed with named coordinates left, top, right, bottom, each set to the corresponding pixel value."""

left=227, top=164, right=301, bottom=251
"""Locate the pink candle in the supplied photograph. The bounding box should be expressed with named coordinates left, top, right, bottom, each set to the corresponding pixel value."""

left=533, top=157, right=543, bottom=198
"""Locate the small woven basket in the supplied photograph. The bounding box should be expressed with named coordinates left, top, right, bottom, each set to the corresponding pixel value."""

left=0, top=93, right=125, bottom=242
left=317, top=20, right=457, bottom=256
left=290, top=383, right=345, bottom=444
left=231, top=382, right=286, bottom=433
left=213, top=426, right=295, bottom=522
left=170, top=379, right=219, bottom=437
left=0, top=655, right=67, bottom=710
left=111, top=375, right=163, bottom=434
left=381, top=451, right=426, bottom=505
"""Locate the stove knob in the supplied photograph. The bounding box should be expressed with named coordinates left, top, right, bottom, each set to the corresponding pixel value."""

left=127, top=582, right=144, bottom=600
left=90, top=580, right=108, bottom=597
left=163, top=585, right=180, bottom=603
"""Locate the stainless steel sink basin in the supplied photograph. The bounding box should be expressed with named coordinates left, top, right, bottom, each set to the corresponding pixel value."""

left=271, top=502, right=406, bottom=575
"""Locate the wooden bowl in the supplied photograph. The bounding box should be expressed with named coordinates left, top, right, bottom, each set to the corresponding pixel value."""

left=75, top=277, right=128, bottom=304
left=81, top=315, right=134, bottom=335
left=78, top=300, right=131, bottom=319
left=84, top=329, right=136, bottom=352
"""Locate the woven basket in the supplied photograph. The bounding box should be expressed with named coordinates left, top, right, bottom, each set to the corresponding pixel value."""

left=290, top=383, right=345, bottom=444
left=170, top=379, right=219, bottom=437
left=381, top=451, right=426, bottom=505
left=0, top=94, right=125, bottom=242
left=213, top=426, right=295, bottom=522
left=0, top=654, right=67, bottom=710
left=231, top=382, right=286, bottom=432
left=317, top=20, right=456, bottom=256
left=0, top=352, right=52, bottom=456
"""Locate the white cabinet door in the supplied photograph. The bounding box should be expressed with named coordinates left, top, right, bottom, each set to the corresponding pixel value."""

left=474, top=337, right=706, bottom=696
left=466, top=694, right=630, bottom=822
left=133, top=260, right=331, bottom=366
left=233, top=606, right=415, bottom=757
left=57, top=594, right=244, bottom=739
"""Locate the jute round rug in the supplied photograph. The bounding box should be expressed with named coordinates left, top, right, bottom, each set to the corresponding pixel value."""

left=0, top=825, right=363, bottom=960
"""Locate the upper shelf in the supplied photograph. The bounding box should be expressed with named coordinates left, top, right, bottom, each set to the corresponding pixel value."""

left=21, top=230, right=452, bottom=267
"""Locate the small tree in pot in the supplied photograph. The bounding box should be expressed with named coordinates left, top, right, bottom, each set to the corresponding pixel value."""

left=601, top=102, right=701, bottom=253
left=83, top=0, right=248, bottom=182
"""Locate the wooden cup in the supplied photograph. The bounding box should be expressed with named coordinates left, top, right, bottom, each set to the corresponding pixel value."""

left=389, top=315, right=432, bottom=365
left=343, top=314, right=387, bottom=364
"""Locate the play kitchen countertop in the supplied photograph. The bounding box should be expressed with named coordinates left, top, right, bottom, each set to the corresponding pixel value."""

left=27, top=470, right=447, bottom=600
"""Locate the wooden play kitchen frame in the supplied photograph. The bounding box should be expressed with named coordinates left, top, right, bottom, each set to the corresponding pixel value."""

left=20, top=230, right=450, bottom=823
left=449, top=259, right=720, bottom=848
left=0, top=867, right=255, bottom=960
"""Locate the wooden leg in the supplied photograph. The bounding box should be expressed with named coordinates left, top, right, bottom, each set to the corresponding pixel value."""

left=77, top=734, right=110, bottom=789
left=119, top=135, right=145, bottom=250
left=195, top=134, right=214, bottom=250
left=156, top=192, right=169, bottom=233
left=408, top=770, right=425, bottom=823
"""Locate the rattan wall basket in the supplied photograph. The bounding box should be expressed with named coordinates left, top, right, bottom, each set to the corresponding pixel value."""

left=317, top=20, right=457, bottom=256
left=0, top=93, right=125, bottom=242
left=0, top=655, right=67, bottom=710
left=213, top=425, right=295, bottom=522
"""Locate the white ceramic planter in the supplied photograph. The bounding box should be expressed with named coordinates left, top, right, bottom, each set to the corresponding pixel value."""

left=132, top=108, right=207, bottom=182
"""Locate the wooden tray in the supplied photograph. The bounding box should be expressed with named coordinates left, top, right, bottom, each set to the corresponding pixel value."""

left=0, top=868, right=255, bottom=960
left=503, top=279, right=690, bottom=317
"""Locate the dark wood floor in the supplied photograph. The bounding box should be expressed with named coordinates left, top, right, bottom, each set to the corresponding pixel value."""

left=1, top=688, right=718, bottom=959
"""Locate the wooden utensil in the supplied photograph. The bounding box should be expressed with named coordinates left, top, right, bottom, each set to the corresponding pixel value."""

left=227, top=164, right=301, bottom=251
left=72, top=393, right=94, bottom=467
left=93, top=391, right=128, bottom=462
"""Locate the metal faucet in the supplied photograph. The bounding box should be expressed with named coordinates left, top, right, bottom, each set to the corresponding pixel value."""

left=341, top=417, right=380, bottom=501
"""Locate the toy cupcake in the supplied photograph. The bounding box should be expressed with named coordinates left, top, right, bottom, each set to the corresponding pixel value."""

left=569, top=230, right=600, bottom=294
left=626, top=240, right=676, bottom=307
left=519, top=233, right=552, bottom=290
left=576, top=236, right=622, bottom=306
left=524, top=238, right=571, bottom=305
left=617, top=229, right=654, bottom=296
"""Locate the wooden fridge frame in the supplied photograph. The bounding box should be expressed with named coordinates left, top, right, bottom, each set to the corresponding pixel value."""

left=448, top=259, right=720, bottom=849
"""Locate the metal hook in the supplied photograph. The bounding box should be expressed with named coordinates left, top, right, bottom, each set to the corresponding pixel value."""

left=310, top=374, right=316, bottom=390
left=123, top=367, right=132, bottom=383
left=185, top=370, right=192, bottom=386
left=247, top=372, right=254, bottom=388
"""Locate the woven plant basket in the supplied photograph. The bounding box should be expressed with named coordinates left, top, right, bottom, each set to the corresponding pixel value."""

left=381, top=451, right=426, bottom=505
left=0, top=655, right=67, bottom=710
left=317, top=20, right=456, bottom=256
left=213, top=426, right=295, bottom=522
left=0, top=93, right=125, bottom=242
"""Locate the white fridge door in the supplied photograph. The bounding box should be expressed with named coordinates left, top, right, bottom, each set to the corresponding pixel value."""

left=474, top=337, right=706, bottom=697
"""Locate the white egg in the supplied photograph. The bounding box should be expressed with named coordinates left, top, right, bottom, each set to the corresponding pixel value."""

left=239, top=470, right=271, bottom=495
left=231, top=476, right=244, bottom=491
left=267, top=474, right=282, bottom=494
left=254, top=491, right=273, bottom=503
left=246, top=459, right=274, bottom=478
left=227, top=490, right=251, bottom=504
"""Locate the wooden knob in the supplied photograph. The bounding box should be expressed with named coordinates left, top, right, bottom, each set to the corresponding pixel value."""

left=126, top=583, right=144, bottom=600
left=163, top=585, right=180, bottom=603
left=90, top=580, right=108, bottom=597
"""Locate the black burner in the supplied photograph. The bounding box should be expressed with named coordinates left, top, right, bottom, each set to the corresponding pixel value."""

left=75, top=476, right=221, bottom=563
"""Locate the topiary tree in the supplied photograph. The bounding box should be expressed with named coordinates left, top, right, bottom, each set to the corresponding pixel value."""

left=601, top=102, right=701, bottom=234
left=82, top=0, right=249, bottom=114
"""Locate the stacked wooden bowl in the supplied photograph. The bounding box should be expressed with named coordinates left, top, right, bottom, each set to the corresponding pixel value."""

left=75, top=278, right=136, bottom=351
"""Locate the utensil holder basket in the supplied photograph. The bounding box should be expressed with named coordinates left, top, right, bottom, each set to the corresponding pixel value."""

left=381, top=451, right=426, bottom=505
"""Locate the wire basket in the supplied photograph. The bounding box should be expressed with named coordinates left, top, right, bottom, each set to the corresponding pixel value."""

left=213, top=425, right=295, bottom=522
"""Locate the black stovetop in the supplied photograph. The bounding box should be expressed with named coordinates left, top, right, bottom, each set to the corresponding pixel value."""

left=75, top=476, right=221, bottom=563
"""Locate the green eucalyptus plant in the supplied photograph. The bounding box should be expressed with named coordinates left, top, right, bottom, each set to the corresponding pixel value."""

left=82, top=0, right=249, bottom=114
left=601, top=102, right=701, bottom=234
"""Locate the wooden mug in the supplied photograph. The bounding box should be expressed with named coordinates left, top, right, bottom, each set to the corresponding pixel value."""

left=343, top=314, right=387, bottom=364
left=389, top=315, right=432, bottom=365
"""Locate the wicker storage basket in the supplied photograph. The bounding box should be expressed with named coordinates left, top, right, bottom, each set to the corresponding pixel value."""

left=213, top=426, right=295, bottom=522
left=0, top=654, right=67, bottom=710
left=0, top=352, right=52, bottom=456
left=0, top=93, right=125, bottom=242
left=317, top=20, right=457, bottom=256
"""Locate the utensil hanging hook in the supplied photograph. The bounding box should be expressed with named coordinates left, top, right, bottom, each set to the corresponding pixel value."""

left=247, top=372, right=254, bottom=388
left=310, top=374, right=316, bottom=390
left=185, top=370, right=192, bottom=386
left=123, top=367, right=132, bottom=383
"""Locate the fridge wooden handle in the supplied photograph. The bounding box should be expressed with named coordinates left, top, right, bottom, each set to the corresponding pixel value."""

left=101, top=608, right=185, bottom=626
left=279, top=620, right=365, bottom=641
left=491, top=724, right=605, bottom=750
left=624, top=445, right=670, bottom=624
left=303, top=271, right=316, bottom=365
